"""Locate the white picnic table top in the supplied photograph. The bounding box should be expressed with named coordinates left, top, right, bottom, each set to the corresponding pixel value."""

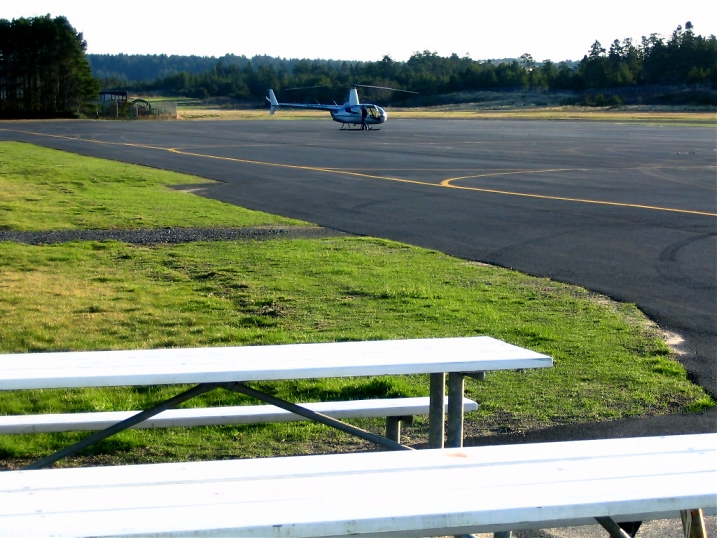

left=1, top=433, right=714, bottom=537
left=0, top=336, right=552, bottom=390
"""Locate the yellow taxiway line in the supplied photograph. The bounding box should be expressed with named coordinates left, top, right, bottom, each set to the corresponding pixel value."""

left=171, top=147, right=717, bottom=217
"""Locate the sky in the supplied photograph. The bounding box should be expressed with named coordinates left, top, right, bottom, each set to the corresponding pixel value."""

left=2, top=0, right=716, bottom=62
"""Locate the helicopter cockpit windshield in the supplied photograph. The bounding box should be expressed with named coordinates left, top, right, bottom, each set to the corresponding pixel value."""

left=366, top=105, right=381, bottom=120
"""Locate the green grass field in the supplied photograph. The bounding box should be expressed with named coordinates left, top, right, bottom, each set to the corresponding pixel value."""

left=173, top=103, right=716, bottom=127
left=0, top=143, right=304, bottom=231
left=0, top=141, right=712, bottom=468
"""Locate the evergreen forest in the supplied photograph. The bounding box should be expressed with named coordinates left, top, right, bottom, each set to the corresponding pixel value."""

left=0, top=15, right=100, bottom=118
left=92, top=22, right=717, bottom=106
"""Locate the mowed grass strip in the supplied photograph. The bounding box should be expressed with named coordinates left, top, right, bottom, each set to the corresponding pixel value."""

left=0, top=141, right=305, bottom=231
left=387, top=108, right=717, bottom=126
left=175, top=105, right=717, bottom=127
left=0, top=142, right=712, bottom=468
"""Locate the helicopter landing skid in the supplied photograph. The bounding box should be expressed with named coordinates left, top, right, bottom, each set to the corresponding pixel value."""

left=340, top=124, right=379, bottom=131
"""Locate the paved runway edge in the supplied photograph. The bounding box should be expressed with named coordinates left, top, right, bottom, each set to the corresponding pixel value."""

left=465, top=405, right=717, bottom=447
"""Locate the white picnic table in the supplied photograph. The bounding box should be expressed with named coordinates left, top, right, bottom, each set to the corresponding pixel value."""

left=1, top=433, right=714, bottom=537
left=0, top=336, right=552, bottom=468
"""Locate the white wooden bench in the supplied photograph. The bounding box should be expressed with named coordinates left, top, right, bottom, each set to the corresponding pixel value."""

left=0, top=336, right=551, bottom=469
left=0, top=397, right=479, bottom=444
left=1, top=434, right=714, bottom=537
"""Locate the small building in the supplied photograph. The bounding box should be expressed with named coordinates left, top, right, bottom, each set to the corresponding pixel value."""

left=98, top=91, right=128, bottom=103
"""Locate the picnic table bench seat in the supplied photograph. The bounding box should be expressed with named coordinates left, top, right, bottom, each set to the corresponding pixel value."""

left=0, top=396, right=478, bottom=435
left=1, top=433, right=714, bottom=537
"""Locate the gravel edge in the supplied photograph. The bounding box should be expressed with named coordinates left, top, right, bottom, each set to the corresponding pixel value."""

left=0, top=226, right=353, bottom=245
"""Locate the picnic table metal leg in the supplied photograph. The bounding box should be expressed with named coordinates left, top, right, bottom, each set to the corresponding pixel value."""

left=616, top=522, right=642, bottom=537
left=681, top=509, right=708, bottom=538
left=22, top=382, right=222, bottom=471
left=386, top=416, right=412, bottom=443
left=595, top=516, right=634, bottom=538
left=429, top=372, right=445, bottom=448
left=386, top=416, right=401, bottom=443
left=225, top=382, right=413, bottom=452
left=447, top=372, right=465, bottom=448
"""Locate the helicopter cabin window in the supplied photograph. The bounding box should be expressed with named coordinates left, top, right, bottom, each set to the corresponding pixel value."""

left=367, top=106, right=380, bottom=119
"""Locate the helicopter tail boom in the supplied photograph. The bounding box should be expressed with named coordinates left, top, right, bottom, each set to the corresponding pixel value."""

left=267, top=89, right=279, bottom=115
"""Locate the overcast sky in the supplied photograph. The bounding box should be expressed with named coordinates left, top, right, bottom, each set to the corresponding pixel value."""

left=3, top=0, right=716, bottom=62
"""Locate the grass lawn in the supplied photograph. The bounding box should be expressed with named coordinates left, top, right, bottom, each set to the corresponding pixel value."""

left=174, top=104, right=716, bottom=127
left=0, top=141, right=712, bottom=468
left=0, top=142, right=305, bottom=231
left=388, top=107, right=717, bottom=126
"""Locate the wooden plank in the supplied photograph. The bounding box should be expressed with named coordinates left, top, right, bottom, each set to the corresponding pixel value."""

left=0, top=397, right=479, bottom=434
left=1, top=434, right=714, bottom=537
left=0, top=337, right=551, bottom=390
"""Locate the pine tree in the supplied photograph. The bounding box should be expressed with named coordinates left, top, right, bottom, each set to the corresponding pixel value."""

left=0, top=15, right=100, bottom=118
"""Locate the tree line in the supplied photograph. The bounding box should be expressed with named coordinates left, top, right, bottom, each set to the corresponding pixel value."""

left=1, top=16, right=714, bottom=120
left=100, top=23, right=715, bottom=105
left=0, top=15, right=100, bottom=118
left=88, top=53, right=354, bottom=86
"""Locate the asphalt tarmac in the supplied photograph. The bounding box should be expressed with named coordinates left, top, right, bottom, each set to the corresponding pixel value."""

left=1, top=118, right=715, bottom=429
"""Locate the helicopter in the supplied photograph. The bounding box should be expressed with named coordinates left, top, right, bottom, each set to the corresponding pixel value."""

left=266, top=84, right=416, bottom=130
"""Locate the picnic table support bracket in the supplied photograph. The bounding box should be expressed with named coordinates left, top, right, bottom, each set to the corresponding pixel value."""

left=21, top=382, right=222, bottom=471
left=386, top=416, right=412, bottom=443
left=447, top=373, right=465, bottom=448
left=429, top=372, right=445, bottom=448
left=225, top=382, right=414, bottom=452
left=617, top=521, right=642, bottom=537
left=595, top=516, right=640, bottom=538
left=681, top=508, right=708, bottom=538
left=465, top=371, right=486, bottom=382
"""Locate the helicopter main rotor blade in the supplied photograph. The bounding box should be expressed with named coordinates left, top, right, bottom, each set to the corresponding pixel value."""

left=355, top=84, right=419, bottom=94
left=285, top=85, right=332, bottom=91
